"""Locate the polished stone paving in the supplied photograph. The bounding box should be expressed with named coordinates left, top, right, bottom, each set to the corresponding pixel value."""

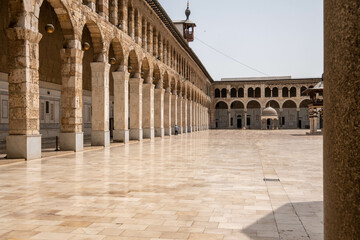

left=0, top=130, right=323, bottom=240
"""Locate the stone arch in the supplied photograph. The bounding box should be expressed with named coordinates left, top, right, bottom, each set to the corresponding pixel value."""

left=231, top=101, right=244, bottom=109
left=230, top=88, right=237, bottom=97
left=290, top=87, right=297, bottom=97
left=282, top=87, right=289, bottom=97
left=282, top=99, right=297, bottom=108
left=221, top=88, right=227, bottom=98
left=247, top=100, right=261, bottom=109
left=81, top=20, right=105, bottom=61
left=300, top=86, right=307, bottom=96
left=215, top=101, right=228, bottom=109
left=134, top=8, right=139, bottom=43
left=141, top=58, right=150, bottom=83
left=127, top=49, right=139, bottom=78
left=214, top=88, right=220, bottom=98
left=265, top=100, right=280, bottom=109
left=108, top=37, right=124, bottom=66
left=127, top=1, right=133, bottom=37
left=300, top=99, right=312, bottom=108
left=152, top=63, right=161, bottom=87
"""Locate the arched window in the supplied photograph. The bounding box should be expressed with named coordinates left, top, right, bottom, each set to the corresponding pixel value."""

left=230, top=88, right=237, bottom=97
left=221, top=88, right=227, bottom=98
left=300, top=86, right=307, bottom=96
left=248, top=88, right=254, bottom=98
left=215, top=89, right=220, bottom=98
left=265, top=87, right=271, bottom=97
left=272, top=87, right=278, bottom=97
left=282, top=87, right=289, bottom=97
left=290, top=87, right=297, bottom=97
left=238, top=88, right=244, bottom=98
left=255, top=87, right=261, bottom=98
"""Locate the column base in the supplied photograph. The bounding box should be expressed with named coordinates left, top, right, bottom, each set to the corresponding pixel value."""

left=155, top=128, right=164, bottom=137
left=6, top=134, right=42, bottom=160
left=188, top=126, right=192, bottom=133
left=164, top=127, right=172, bottom=136
left=91, top=130, right=110, bottom=147
left=143, top=128, right=155, bottom=139
left=113, top=129, right=129, bottom=143
left=60, top=132, right=83, bottom=152
left=130, top=128, right=143, bottom=141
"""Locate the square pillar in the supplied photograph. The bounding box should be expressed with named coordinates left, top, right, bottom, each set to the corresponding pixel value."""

left=129, top=77, right=143, bottom=141
left=142, top=83, right=155, bottom=139
left=192, top=101, right=196, bottom=131
left=112, top=69, right=129, bottom=143
left=171, top=94, right=178, bottom=135
left=177, top=96, right=183, bottom=134
left=164, top=91, right=172, bottom=136
left=154, top=88, right=165, bottom=137
left=183, top=99, right=188, bottom=133
left=59, top=40, right=84, bottom=152
left=6, top=27, right=42, bottom=160
left=187, top=100, right=192, bottom=132
left=90, top=62, right=110, bottom=147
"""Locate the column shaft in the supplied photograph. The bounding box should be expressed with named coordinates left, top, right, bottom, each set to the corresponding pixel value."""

left=164, top=92, right=172, bottom=135
left=187, top=100, right=192, bottom=132
left=171, top=94, right=177, bottom=134
left=183, top=99, right=187, bottom=133
left=90, top=62, right=110, bottom=147
left=177, top=97, right=183, bottom=133
left=154, top=88, right=164, bottom=137
left=113, top=70, right=129, bottom=143
left=142, top=83, right=154, bottom=139
left=129, top=78, right=143, bottom=141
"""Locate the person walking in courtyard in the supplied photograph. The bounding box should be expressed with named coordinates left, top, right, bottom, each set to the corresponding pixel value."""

left=175, top=125, right=179, bottom=135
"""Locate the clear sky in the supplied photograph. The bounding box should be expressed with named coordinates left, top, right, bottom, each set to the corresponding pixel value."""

left=157, top=0, right=323, bottom=81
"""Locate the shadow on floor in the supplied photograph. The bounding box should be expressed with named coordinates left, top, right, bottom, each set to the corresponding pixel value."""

left=242, top=201, right=323, bottom=240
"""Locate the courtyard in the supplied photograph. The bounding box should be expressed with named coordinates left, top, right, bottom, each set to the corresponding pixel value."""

left=0, top=130, right=323, bottom=240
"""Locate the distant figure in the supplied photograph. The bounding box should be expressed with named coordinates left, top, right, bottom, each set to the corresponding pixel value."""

left=175, top=125, right=179, bottom=135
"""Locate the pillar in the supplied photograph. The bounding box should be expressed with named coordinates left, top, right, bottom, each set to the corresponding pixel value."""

left=164, top=90, right=172, bottom=136
left=187, top=100, right=192, bottom=132
left=59, top=40, right=84, bottom=152
left=297, top=109, right=300, bottom=129
left=324, top=1, right=360, bottom=238
left=244, top=111, right=247, bottom=129
left=177, top=96, right=183, bottom=134
left=154, top=87, right=164, bottom=137
left=113, top=67, right=129, bottom=143
left=97, top=0, right=109, bottom=20
left=193, top=101, right=197, bottom=131
left=183, top=99, right=187, bottom=133
left=109, top=0, right=118, bottom=25
left=90, top=62, right=110, bottom=147
left=129, top=77, right=143, bottom=141
left=171, top=93, right=177, bottom=134
left=142, top=80, right=154, bottom=139
left=6, top=27, right=42, bottom=160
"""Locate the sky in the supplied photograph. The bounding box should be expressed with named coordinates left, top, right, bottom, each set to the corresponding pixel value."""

left=157, top=0, right=323, bottom=81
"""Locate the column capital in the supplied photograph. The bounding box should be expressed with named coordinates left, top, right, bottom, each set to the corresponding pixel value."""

left=6, top=27, right=42, bottom=43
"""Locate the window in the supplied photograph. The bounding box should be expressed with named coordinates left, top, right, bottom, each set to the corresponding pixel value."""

left=50, top=103, right=54, bottom=121
left=46, top=101, right=49, bottom=114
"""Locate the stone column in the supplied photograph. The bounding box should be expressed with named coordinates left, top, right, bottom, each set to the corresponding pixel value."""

left=59, top=40, right=84, bottom=152
left=6, top=27, right=42, bottom=160
left=197, top=103, right=201, bottom=130
left=187, top=100, right=192, bottom=132
left=244, top=111, right=247, bottom=129
left=164, top=90, right=172, bottom=136
left=171, top=93, right=178, bottom=134
left=193, top=101, right=197, bottom=131
left=183, top=98, right=187, bottom=133
left=90, top=62, right=110, bottom=147
left=279, top=109, right=283, bottom=128
left=154, top=87, right=164, bottom=137
left=129, top=77, right=143, bottom=141
left=324, top=1, right=360, bottom=238
left=97, top=0, right=109, bottom=20
left=297, top=109, right=300, bottom=129
left=113, top=67, right=129, bottom=143
left=142, top=79, right=154, bottom=139
left=109, top=0, right=118, bottom=25
left=177, top=96, right=183, bottom=134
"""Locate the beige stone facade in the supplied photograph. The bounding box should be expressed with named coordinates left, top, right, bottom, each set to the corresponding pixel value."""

left=211, top=77, right=321, bottom=130
left=0, top=0, right=212, bottom=159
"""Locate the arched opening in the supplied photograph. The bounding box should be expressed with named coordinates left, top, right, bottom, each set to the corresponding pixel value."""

left=134, top=9, right=139, bottom=43
left=231, top=101, right=244, bottom=129
left=299, top=99, right=312, bottom=129
left=238, top=88, right=244, bottom=98
left=282, top=87, right=289, bottom=97
left=215, top=101, right=228, bottom=129
left=214, top=89, right=220, bottom=98
left=230, top=88, right=237, bottom=98
left=127, top=2, right=133, bottom=37
left=247, top=100, right=261, bottom=129
left=255, top=87, right=261, bottom=98
left=221, top=88, right=227, bottom=98
left=118, top=0, right=125, bottom=30
left=300, top=86, right=307, bottom=96
left=272, top=87, right=279, bottom=97
left=38, top=0, right=65, bottom=150
left=282, top=100, right=297, bottom=129
left=265, top=87, right=271, bottom=97
left=248, top=88, right=254, bottom=98
left=290, top=87, right=297, bottom=97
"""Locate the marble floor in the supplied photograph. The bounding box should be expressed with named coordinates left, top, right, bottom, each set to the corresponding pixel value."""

left=0, top=130, right=323, bottom=240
